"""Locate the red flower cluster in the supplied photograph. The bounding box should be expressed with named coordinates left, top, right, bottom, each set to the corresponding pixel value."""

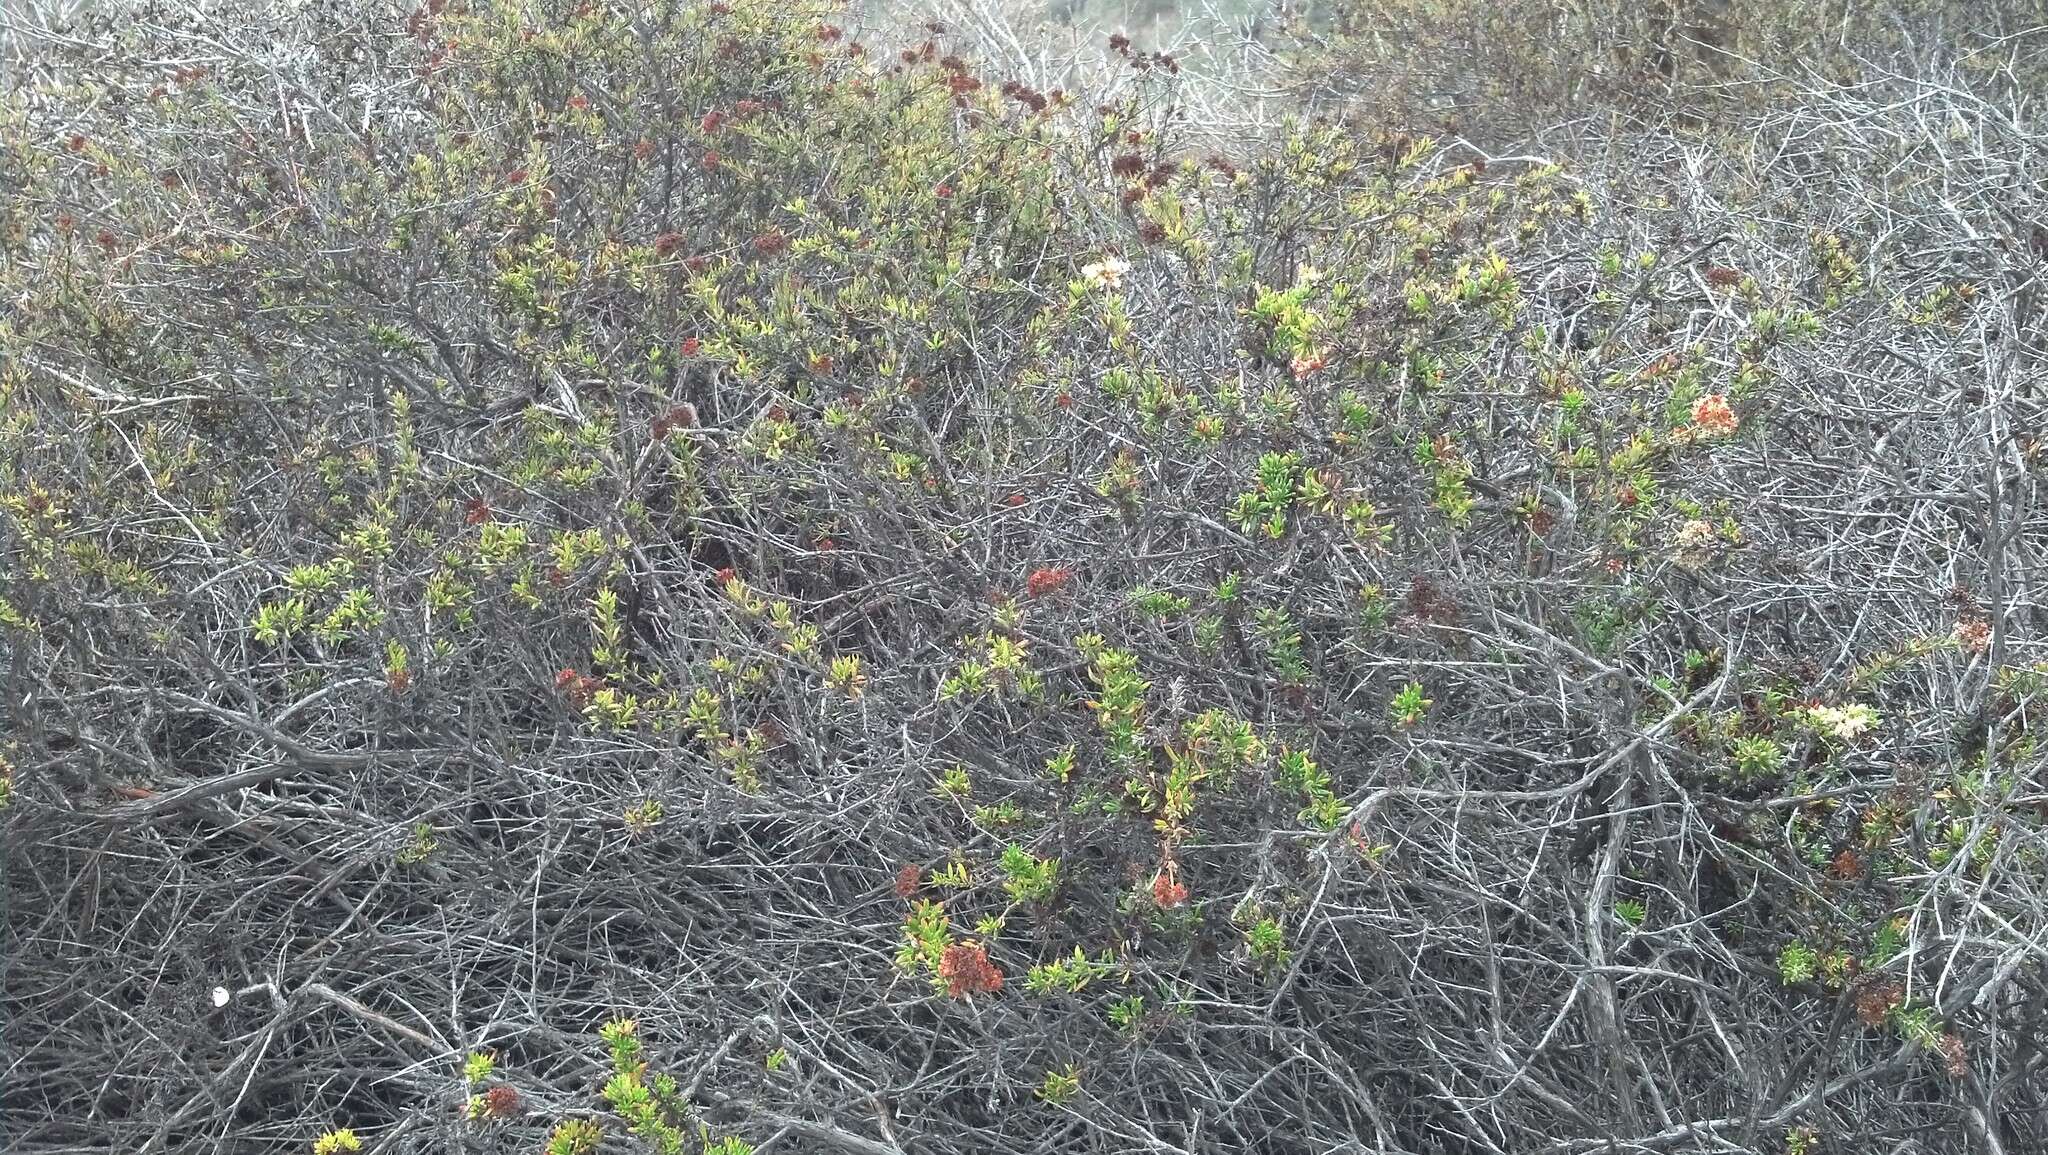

left=937, top=942, right=1003, bottom=997
left=752, top=230, right=787, bottom=257
left=938, top=56, right=979, bottom=98
left=463, top=498, right=492, bottom=525
left=1025, top=567, right=1072, bottom=598
left=653, top=231, right=685, bottom=257
left=555, top=668, right=603, bottom=706
left=633, top=138, right=656, bottom=160
left=1000, top=80, right=1048, bottom=114
left=701, top=109, right=724, bottom=133
left=679, top=336, right=702, bottom=356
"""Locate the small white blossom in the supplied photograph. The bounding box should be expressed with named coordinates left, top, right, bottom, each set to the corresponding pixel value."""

left=212, top=986, right=231, bottom=1008
left=1080, top=256, right=1130, bottom=290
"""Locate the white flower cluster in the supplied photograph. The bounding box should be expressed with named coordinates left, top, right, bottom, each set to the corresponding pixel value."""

left=1805, top=702, right=1879, bottom=742
left=1080, top=256, right=1130, bottom=290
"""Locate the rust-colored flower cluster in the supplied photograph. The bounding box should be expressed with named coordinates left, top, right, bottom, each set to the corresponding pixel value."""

left=1151, top=872, right=1189, bottom=909
left=1829, top=848, right=1864, bottom=881
left=1952, top=617, right=1991, bottom=653
left=937, top=942, right=1003, bottom=997
left=478, top=1085, right=521, bottom=1119
left=1937, top=1032, right=1968, bottom=1077
left=1025, top=566, right=1072, bottom=598
left=1854, top=979, right=1903, bottom=1027
left=1690, top=393, right=1738, bottom=437
left=893, top=864, right=921, bottom=899
left=651, top=403, right=697, bottom=438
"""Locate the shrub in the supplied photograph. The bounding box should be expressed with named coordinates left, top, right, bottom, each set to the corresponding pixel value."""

left=4, top=1, right=2046, bottom=1153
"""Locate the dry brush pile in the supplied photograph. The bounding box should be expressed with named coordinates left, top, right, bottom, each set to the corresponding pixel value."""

left=2, top=2, right=2046, bottom=1153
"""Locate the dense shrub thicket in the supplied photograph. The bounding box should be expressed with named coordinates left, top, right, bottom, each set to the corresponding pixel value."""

left=3, top=1, right=2046, bottom=1153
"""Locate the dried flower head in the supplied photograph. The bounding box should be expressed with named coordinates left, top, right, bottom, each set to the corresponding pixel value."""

left=1674, top=518, right=1721, bottom=568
